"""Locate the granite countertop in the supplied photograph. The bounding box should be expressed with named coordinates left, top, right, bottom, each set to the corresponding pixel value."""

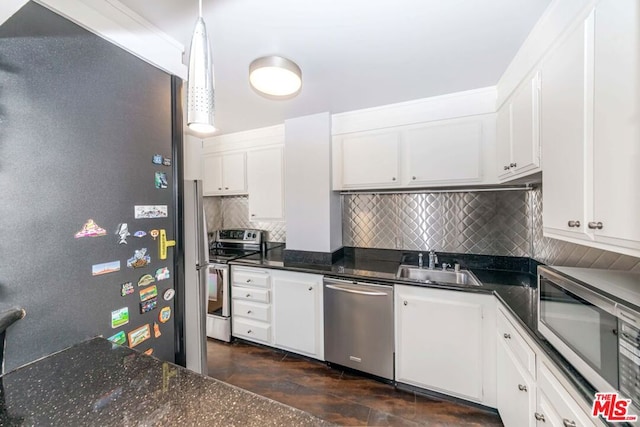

left=233, top=247, right=600, bottom=409
left=0, top=337, right=329, bottom=426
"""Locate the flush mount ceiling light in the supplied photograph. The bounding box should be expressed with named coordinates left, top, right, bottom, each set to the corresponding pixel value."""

left=249, top=56, right=302, bottom=98
left=187, top=0, right=216, bottom=135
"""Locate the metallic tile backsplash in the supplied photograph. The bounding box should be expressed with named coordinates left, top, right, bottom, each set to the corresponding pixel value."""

left=203, top=196, right=286, bottom=243
left=343, top=188, right=640, bottom=271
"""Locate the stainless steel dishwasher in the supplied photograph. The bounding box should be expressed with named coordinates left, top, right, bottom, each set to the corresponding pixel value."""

left=323, top=277, right=394, bottom=380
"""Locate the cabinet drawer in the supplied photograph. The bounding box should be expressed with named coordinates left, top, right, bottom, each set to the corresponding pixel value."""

left=233, top=270, right=270, bottom=288
left=497, top=309, right=536, bottom=376
left=233, top=300, right=270, bottom=322
left=233, top=318, right=270, bottom=343
left=232, top=286, right=270, bottom=303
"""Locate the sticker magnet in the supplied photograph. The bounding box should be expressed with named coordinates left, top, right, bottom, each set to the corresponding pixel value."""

left=143, top=348, right=154, bottom=356
left=115, top=223, right=130, bottom=245
left=107, top=331, right=127, bottom=345
left=154, top=322, right=161, bottom=338
left=154, top=172, right=168, bottom=189
left=162, top=288, right=175, bottom=301
left=159, top=306, right=171, bottom=323
left=140, top=297, right=158, bottom=314
left=138, top=274, right=155, bottom=287
left=121, top=282, right=134, bottom=297
left=93, top=261, right=121, bottom=276
left=128, top=324, right=151, bottom=348
left=127, top=248, right=150, bottom=269
left=134, top=231, right=147, bottom=238
left=139, top=285, right=158, bottom=302
left=152, top=154, right=163, bottom=165
left=162, top=157, right=171, bottom=167
left=155, top=267, right=170, bottom=281
left=134, top=205, right=168, bottom=219
left=149, top=229, right=159, bottom=240
left=75, top=219, right=107, bottom=238
left=111, top=307, right=129, bottom=329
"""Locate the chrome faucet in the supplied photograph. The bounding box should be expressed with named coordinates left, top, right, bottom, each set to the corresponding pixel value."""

left=428, top=250, right=438, bottom=270
left=441, top=263, right=451, bottom=271
left=418, top=253, right=423, bottom=268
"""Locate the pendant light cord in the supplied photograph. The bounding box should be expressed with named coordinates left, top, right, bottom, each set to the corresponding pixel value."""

left=199, top=0, right=203, bottom=18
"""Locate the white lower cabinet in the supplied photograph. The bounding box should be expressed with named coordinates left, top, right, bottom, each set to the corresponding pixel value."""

left=231, top=267, right=272, bottom=345
left=272, top=269, right=324, bottom=360
left=395, top=285, right=496, bottom=406
left=497, top=339, right=536, bottom=427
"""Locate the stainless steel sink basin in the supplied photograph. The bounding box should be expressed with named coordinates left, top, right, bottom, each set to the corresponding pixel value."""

left=396, top=265, right=481, bottom=287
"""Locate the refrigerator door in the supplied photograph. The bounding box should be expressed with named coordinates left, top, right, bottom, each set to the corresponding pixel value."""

left=183, top=181, right=208, bottom=375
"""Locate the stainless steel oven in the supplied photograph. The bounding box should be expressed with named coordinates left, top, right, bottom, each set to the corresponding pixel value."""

left=538, top=266, right=640, bottom=408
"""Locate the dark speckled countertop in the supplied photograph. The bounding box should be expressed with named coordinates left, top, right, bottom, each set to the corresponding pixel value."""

left=0, top=337, right=328, bottom=426
left=233, top=246, right=600, bottom=410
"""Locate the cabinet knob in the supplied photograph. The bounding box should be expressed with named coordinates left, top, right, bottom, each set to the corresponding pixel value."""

left=247, top=329, right=252, bottom=334
left=518, top=384, right=527, bottom=392
left=412, top=176, right=416, bottom=180
left=562, top=419, right=576, bottom=427
left=246, top=293, right=251, bottom=298
left=308, top=286, right=313, bottom=291
left=251, top=214, right=256, bottom=217
left=588, top=221, right=603, bottom=230
left=503, top=165, right=510, bottom=171
left=225, top=187, right=229, bottom=190
left=247, top=310, right=252, bottom=314
left=534, top=412, right=546, bottom=422
left=218, top=187, right=222, bottom=190
left=503, top=333, right=511, bottom=339
left=403, top=301, right=408, bottom=306
left=510, top=162, right=517, bottom=168
left=392, top=177, right=396, bottom=181
left=246, top=279, right=252, bottom=283
left=567, top=220, right=580, bottom=228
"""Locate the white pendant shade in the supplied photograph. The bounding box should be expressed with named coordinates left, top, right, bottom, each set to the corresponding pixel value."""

left=187, top=13, right=216, bottom=134
left=249, top=56, right=302, bottom=97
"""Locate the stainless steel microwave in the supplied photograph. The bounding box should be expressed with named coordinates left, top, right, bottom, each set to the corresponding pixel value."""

left=538, top=266, right=640, bottom=407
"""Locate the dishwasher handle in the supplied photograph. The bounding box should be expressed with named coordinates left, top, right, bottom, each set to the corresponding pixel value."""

left=325, top=283, right=390, bottom=296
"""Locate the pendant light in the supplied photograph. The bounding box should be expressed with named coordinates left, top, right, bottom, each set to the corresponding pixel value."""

left=249, top=56, right=302, bottom=98
left=187, top=0, right=216, bottom=134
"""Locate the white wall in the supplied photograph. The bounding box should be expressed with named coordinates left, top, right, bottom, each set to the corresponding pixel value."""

left=285, top=113, right=342, bottom=253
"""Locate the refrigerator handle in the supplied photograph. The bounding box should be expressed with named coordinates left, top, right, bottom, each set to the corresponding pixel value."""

left=195, top=180, right=208, bottom=266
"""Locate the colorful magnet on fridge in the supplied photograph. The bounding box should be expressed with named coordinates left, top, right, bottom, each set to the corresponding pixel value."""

left=134, top=231, right=147, bottom=238
left=154, top=322, right=161, bottom=338
left=75, top=219, right=107, bottom=238
left=149, top=229, right=159, bottom=240
left=140, top=297, right=157, bottom=314
left=92, top=261, right=121, bottom=276
left=137, top=274, right=155, bottom=287
left=107, top=330, right=127, bottom=345
left=128, top=324, right=151, bottom=348
left=152, top=154, right=163, bottom=165
left=134, top=205, right=168, bottom=219
left=162, top=157, right=171, bottom=167
left=139, top=285, right=158, bottom=302
left=159, top=306, right=171, bottom=323
left=154, top=172, right=168, bottom=189
left=155, top=267, right=170, bottom=281
left=111, top=307, right=129, bottom=329
left=115, top=223, right=130, bottom=244
left=121, top=282, right=134, bottom=297
left=162, top=288, right=175, bottom=301
left=143, top=348, right=154, bottom=356
left=127, top=248, right=150, bottom=269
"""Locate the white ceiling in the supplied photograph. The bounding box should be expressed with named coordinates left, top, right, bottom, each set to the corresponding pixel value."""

left=118, top=0, right=552, bottom=135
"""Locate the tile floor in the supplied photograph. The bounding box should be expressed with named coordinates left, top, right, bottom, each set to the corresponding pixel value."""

left=207, top=339, right=503, bottom=426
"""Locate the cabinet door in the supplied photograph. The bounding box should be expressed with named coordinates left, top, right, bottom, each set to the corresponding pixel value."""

left=592, top=0, right=640, bottom=250
left=341, top=130, right=399, bottom=188
left=496, top=103, right=513, bottom=179
left=497, top=340, right=536, bottom=427
left=247, top=147, right=284, bottom=221
left=510, top=72, right=540, bottom=175
left=404, top=120, right=482, bottom=185
left=202, top=154, right=223, bottom=195
left=222, top=152, right=247, bottom=193
left=395, top=286, right=485, bottom=403
left=541, top=21, right=589, bottom=239
left=272, top=271, right=323, bottom=359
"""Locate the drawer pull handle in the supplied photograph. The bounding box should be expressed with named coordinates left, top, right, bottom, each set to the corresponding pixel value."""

left=503, top=333, right=511, bottom=339
left=247, top=310, right=252, bottom=314
left=534, top=413, right=545, bottom=422
left=247, top=329, right=252, bottom=334
left=518, top=384, right=527, bottom=392
left=510, top=162, right=517, bottom=168
left=588, top=221, right=603, bottom=230
left=246, top=293, right=251, bottom=298
left=503, top=165, right=510, bottom=171
left=567, top=220, right=580, bottom=228
left=562, top=420, right=576, bottom=427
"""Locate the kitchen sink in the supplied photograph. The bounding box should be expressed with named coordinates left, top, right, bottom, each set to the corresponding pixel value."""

left=396, top=265, right=481, bottom=287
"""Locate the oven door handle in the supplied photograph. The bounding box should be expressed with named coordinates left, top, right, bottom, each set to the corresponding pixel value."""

left=325, top=284, right=389, bottom=296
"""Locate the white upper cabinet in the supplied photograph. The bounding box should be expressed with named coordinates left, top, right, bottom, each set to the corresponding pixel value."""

left=496, top=72, right=541, bottom=182
left=339, top=130, right=400, bottom=188
left=202, top=152, right=247, bottom=196
left=247, top=147, right=285, bottom=221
